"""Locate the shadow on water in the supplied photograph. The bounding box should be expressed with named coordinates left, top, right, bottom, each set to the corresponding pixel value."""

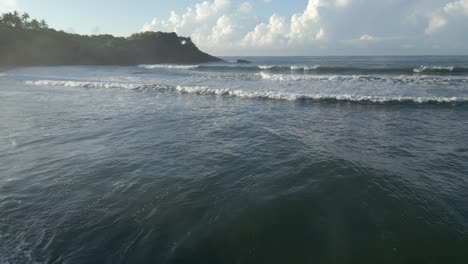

left=162, top=159, right=468, bottom=264
left=22, top=157, right=463, bottom=263
left=2, top=167, right=468, bottom=263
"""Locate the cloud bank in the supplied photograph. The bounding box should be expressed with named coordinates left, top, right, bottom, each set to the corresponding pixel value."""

left=143, top=0, right=468, bottom=55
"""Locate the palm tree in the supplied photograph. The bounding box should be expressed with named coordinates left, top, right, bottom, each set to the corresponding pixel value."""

left=29, top=19, right=40, bottom=30
left=12, top=11, right=22, bottom=28
left=39, top=19, right=48, bottom=29
left=0, top=12, right=15, bottom=27
left=21, top=12, right=30, bottom=22
left=21, top=12, right=30, bottom=28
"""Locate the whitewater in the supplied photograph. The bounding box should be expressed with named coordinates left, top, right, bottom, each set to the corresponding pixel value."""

left=2, top=56, right=466, bottom=105
left=1, top=56, right=468, bottom=263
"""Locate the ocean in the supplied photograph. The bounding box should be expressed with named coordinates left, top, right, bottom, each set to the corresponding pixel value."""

left=1, top=56, right=468, bottom=263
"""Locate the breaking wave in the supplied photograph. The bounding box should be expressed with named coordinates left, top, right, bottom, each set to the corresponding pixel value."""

left=26, top=80, right=468, bottom=105
left=413, top=66, right=455, bottom=73
left=135, top=63, right=468, bottom=75
left=258, top=72, right=468, bottom=85
left=138, top=64, right=200, bottom=70
left=25, top=80, right=172, bottom=91
left=261, top=65, right=468, bottom=75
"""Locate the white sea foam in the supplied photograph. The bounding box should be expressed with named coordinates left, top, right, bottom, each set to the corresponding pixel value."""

left=258, top=65, right=320, bottom=71
left=25, top=80, right=170, bottom=91
left=258, top=72, right=363, bottom=81
left=290, top=66, right=304, bottom=71
left=413, top=65, right=455, bottom=73
left=258, top=65, right=277, bottom=70
left=26, top=80, right=468, bottom=104
left=175, top=86, right=466, bottom=103
left=304, top=65, right=320, bottom=71
left=138, top=64, right=199, bottom=70
left=290, top=65, right=320, bottom=71
left=258, top=72, right=468, bottom=85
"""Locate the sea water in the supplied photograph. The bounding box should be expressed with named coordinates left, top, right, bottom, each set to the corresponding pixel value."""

left=1, top=56, right=468, bottom=263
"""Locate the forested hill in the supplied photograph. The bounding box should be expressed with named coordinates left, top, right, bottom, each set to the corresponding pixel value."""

left=0, top=11, right=222, bottom=67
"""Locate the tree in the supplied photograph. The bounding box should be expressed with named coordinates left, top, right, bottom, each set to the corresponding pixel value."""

left=21, top=12, right=30, bottom=23
left=0, top=11, right=48, bottom=30
left=39, top=19, right=48, bottom=29
left=29, top=19, right=40, bottom=30
left=12, top=11, right=22, bottom=28
left=21, top=12, right=30, bottom=28
left=1, top=12, right=15, bottom=27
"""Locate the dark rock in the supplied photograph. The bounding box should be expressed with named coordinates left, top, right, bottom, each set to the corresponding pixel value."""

left=236, top=59, right=252, bottom=64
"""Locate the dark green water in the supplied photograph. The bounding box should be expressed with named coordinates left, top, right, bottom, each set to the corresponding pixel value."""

left=1, top=57, right=468, bottom=263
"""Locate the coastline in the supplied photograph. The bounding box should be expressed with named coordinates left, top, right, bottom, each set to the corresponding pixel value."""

left=0, top=27, right=222, bottom=68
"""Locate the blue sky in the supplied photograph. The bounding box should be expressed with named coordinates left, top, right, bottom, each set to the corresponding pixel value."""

left=6, top=0, right=305, bottom=36
left=2, top=0, right=468, bottom=55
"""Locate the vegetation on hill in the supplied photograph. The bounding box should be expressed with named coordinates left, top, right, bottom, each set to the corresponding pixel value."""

left=0, top=11, right=221, bottom=67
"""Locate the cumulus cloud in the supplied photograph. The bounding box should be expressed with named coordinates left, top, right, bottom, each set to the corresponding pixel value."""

left=426, top=15, right=447, bottom=34
left=347, top=34, right=389, bottom=47
left=335, top=0, right=352, bottom=8
left=241, top=0, right=352, bottom=50
left=238, top=2, right=253, bottom=13
left=444, top=0, right=468, bottom=15
left=241, top=13, right=289, bottom=48
left=142, top=0, right=468, bottom=55
left=0, top=0, right=16, bottom=12
left=143, top=0, right=258, bottom=52
left=426, top=0, right=468, bottom=34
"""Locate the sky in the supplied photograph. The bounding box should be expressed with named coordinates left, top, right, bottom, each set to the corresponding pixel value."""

left=1, top=0, right=468, bottom=56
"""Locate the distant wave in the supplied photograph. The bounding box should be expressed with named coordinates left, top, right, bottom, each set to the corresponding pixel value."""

left=174, top=86, right=467, bottom=104
left=138, top=64, right=200, bottom=70
left=263, top=65, right=468, bottom=75
left=258, top=65, right=278, bottom=70
left=26, top=80, right=468, bottom=105
left=413, top=66, right=455, bottom=73
left=290, top=65, right=320, bottom=71
left=25, top=80, right=172, bottom=91
left=258, top=72, right=468, bottom=85
left=141, top=64, right=468, bottom=75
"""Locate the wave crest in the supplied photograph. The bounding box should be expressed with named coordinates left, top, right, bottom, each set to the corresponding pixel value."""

left=413, top=66, right=455, bottom=73
left=25, top=80, right=170, bottom=91
left=26, top=80, right=468, bottom=105
left=138, top=64, right=199, bottom=70
left=197, top=65, right=468, bottom=75
left=132, top=64, right=468, bottom=76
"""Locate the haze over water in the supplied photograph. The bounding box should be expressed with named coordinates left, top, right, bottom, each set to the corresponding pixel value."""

left=1, top=56, right=468, bottom=263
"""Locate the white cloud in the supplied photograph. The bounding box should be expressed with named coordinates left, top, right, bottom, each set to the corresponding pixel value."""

left=444, top=0, right=468, bottom=16
left=143, top=0, right=344, bottom=53
left=0, top=0, right=16, bottom=12
left=426, top=15, right=446, bottom=34
left=142, top=0, right=468, bottom=55
left=238, top=2, right=253, bottom=14
left=288, top=0, right=323, bottom=44
left=425, top=0, right=468, bottom=34
left=359, top=34, right=374, bottom=41
left=195, top=0, right=230, bottom=21
left=348, top=34, right=383, bottom=45
left=143, top=0, right=259, bottom=53
left=210, top=15, right=234, bottom=43
left=335, top=0, right=352, bottom=8
left=241, top=0, right=354, bottom=49
left=241, top=13, right=289, bottom=48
